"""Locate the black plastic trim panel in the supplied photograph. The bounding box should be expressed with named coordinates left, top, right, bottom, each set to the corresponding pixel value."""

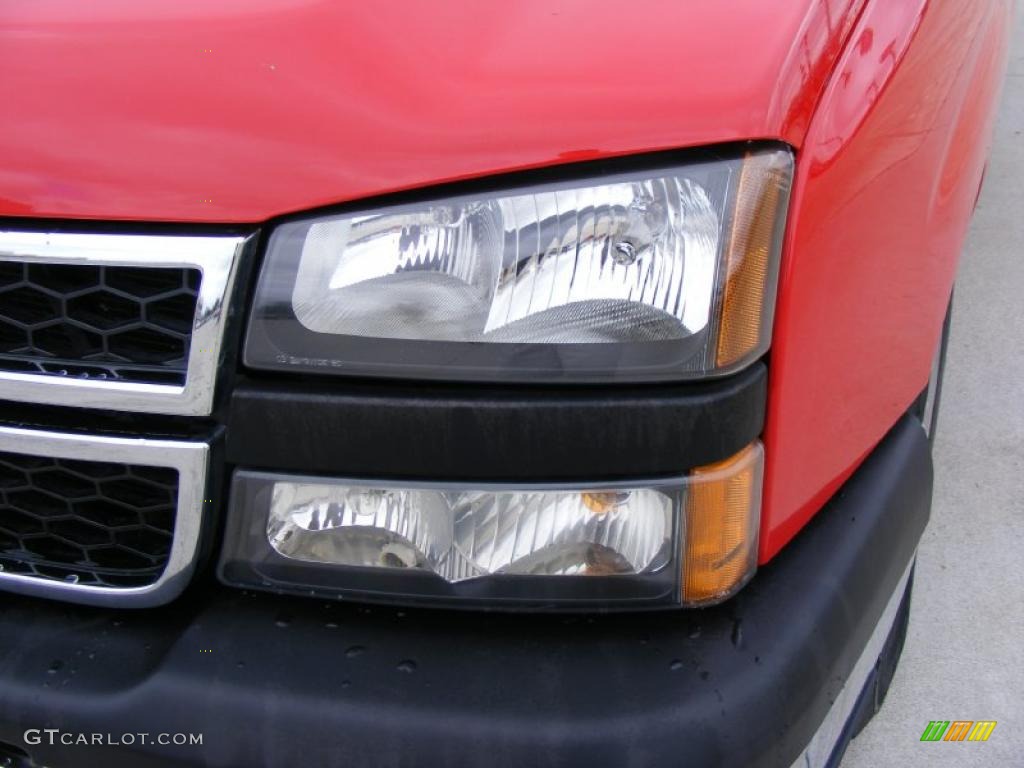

left=0, top=414, right=931, bottom=768
left=226, top=362, right=767, bottom=480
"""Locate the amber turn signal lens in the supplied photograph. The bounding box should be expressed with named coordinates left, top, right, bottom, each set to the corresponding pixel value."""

left=682, top=442, right=763, bottom=604
left=715, top=155, right=791, bottom=368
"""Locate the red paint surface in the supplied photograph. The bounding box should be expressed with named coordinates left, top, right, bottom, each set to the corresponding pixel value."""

left=0, top=0, right=861, bottom=223
left=758, top=0, right=1012, bottom=561
left=0, top=0, right=1010, bottom=562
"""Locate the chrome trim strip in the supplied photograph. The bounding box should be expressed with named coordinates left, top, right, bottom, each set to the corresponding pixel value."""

left=789, top=557, right=915, bottom=768
left=922, top=337, right=943, bottom=437
left=0, top=425, right=208, bottom=607
left=0, top=231, right=253, bottom=416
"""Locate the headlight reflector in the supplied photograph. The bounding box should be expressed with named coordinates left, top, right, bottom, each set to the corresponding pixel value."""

left=245, top=147, right=792, bottom=382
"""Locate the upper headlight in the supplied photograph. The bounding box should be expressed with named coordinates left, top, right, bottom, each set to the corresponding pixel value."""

left=245, top=146, right=792, bottom=382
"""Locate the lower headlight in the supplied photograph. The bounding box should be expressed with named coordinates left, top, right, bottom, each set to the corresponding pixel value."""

left=219, top=442, right=762, bottom=610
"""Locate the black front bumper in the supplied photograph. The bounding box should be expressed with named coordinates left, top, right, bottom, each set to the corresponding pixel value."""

left=0, top=415, right=931, bottom=768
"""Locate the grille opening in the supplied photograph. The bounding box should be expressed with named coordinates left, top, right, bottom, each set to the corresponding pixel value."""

left=0, top=263, right=201, bottom=385
left=0, top=452, right=178, bottom=588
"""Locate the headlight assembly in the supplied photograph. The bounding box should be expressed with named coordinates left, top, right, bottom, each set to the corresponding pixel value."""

left=244, top=146, right=792, bottom=382
left=219, top=442, right=763, bottom=609
left=228, top=146, right=786, bottom=609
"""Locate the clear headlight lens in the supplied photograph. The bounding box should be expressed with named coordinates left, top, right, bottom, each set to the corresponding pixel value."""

left=267, top=485, right=673, bottom=581
left=245, top=147, right=792, bottom=382
left=218, top=442, right=763, bottom=610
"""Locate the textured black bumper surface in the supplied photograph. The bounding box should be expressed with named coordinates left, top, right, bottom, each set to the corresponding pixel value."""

left=0, top=415, right=931, bottom=768
left=226, top=363, right=767, bottom=480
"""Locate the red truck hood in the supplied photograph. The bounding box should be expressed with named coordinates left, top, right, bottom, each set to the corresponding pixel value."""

left=0, top=0, right=861, bottom=223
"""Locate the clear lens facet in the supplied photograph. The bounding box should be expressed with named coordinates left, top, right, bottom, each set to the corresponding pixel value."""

left=245, top=149, right=792, bottom=382
left=451, top=490, right=673, bottom=577
left=267, top=484, right=452, bottom=572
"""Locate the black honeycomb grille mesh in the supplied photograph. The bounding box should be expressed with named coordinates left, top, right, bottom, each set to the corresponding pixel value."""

left=0, top=262, right=201, bottom=385
left=0, top=452, right=178, bottom=587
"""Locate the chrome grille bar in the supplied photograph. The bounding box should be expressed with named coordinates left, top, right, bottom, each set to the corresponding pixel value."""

left=0, top=425, right=208, bottom=607
left=0, top=231, right=251, bottom=416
